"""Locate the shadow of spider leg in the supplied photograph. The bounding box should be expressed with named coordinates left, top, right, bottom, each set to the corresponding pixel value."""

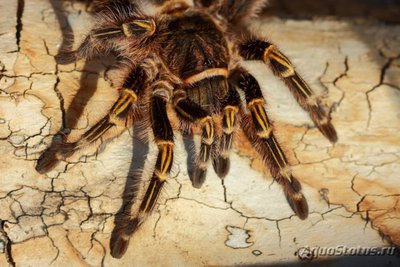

left=239, top=38, right=338, bottom=143
left=230, top=67, right=309, bottom=219
left=35, top=67, right=146, bottom=173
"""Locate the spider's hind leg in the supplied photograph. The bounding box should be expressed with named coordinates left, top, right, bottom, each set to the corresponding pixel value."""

left=36, top=68, right=146, bottom=173
left=230, top=67, right=308, bottom=219
left=239, top=39, right=337, bottom=143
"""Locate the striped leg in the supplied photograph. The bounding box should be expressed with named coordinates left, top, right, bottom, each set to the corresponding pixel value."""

left=212, top=86, right=240, bottom=178
left=239, top=39, right=337, bottom=143
left=230, top=68, right=308, bottom=219
left=110, top=94, right=174, bottom=259
left=36, top=68, right=146, bottom=173
left=174, top=93, right=215, bottom=188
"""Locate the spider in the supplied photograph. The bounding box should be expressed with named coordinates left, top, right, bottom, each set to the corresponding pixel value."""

left=36, top=0, right=337, bottom=258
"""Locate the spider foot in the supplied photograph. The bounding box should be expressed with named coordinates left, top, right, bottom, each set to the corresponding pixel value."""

left=316, top=119, right=338, bottom=144
left=212, top=156, right=230, bottom=178
left=282, top=177, right=309, bottom=220
left=191, top=166, right=207, bottom=188
left=110, top=217, right=141, bottom=259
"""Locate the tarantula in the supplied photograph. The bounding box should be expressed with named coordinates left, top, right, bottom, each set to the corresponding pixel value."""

left=36, top=0, right=337, bottom=258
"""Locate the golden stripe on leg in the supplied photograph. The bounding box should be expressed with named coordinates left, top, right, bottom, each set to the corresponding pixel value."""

left=110, top=94, right=173, bottom=259
left=262, top=45, right=337, bottom=143
left=75, top=89, right=137, bottom=149
left=36, top=89, right=138, bottom=174
left=192, top=116, right=215, bottom=188
left=241, top=113, right=309, bottom=220
left=235, top=41, right=338, bottom=143
left=213, top=105, right=239, bottom=178
left=229, top=65, right=309, bottom=220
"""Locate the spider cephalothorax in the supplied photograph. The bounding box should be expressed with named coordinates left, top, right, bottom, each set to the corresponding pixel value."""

left=36, top=0, right=337, bottom=258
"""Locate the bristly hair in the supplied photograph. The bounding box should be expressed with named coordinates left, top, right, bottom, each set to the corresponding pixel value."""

left=92, top=0, right=145, bottom=25
left=217, top=0, right=268, bottom=24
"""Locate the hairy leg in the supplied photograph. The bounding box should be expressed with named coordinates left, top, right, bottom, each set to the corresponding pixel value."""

left=173, top=90, right=216, bottom=188
left=36, top=67, right=147, bottom=173
left=230, top=67, right=308, bottom=219
left=110, top=92, right=174, bottom=258
left=239, top=38, right=337, bottom=143
left=212, top=85, right=241, bottom=178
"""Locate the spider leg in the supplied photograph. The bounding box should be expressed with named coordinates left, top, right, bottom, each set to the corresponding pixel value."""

left=173, top=90, right=215, bottom=188
left=193, top=0, right=214, bottom=7
left=110, top=93, right=174, bottom=259
left=212, top=85, right=241, bottom=178
left=36, top=67, right=146, bottom=173
left=230, top=67, right=308, bottom=220
left=239, top=39, right=338, bottom=143
left=218, top=0, right=268, bottom=24
left=57, top=1, right=156, bottom=64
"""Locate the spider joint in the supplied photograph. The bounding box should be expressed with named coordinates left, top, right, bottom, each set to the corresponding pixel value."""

left=247, top=98, right=265, bottom=109
left=153, top=87, right=172, bottom=101
left=256, top=129, right=272, bottom=138
left=122, top=19, right=156, bottom=37
left=172, top=89, right=187, bottom=105
left=280, top=166, right=293, bottom=181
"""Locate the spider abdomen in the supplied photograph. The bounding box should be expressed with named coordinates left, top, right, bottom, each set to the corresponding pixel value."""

left=186, top=76, right=229, bottom=112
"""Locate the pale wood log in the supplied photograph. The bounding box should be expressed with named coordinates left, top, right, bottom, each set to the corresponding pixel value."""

left=0, top=1, right=399, bottom=266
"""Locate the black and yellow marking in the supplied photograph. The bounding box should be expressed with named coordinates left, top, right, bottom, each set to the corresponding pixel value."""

left=140, top=142, right=174, bottom=213
left=173, top=97, right=214, bottom=187
left=212, top=86, right=241, bottom=179
left=200, top=116, right=215, bottom=145
left=232, top=67, right=293, bottom=181
left=264, top=135, right=289, bottom=175
left=264, top=46, right=314, bottom=100
left=200, top=144, right=210, bottom=163
left=191, top=115, right=215, bottom=186
left=92, top=28, right=123, bottom=40
left=154, top=142, right=174, bottom=181
left=247, top=98, right=290, bottom=179
left=221, top=105, right=238, bottom=154
left=222, top=106, right=238, bottom=134
left=122, top=19, right=156, bottom=37
left=75, top=117, right=114, bottom=149
left=111, top=89, right=138, bottom=118
left=139, top=176, right=165, bottom=213
left=247, top=98, right=271, bottom=138
left=138, top=95, right=174, bottom=214
left=264, top=45, right=295, bottom=78
left=197, top=116, right=214, bottom=166
left=74, top=89, right=137, bottom=149
left=287, top=72, right=314, bottom=99
left=241, top=41, right=337, bottom=142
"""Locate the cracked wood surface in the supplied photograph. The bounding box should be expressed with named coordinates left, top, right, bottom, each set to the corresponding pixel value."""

left=1, top=1, right=400, bottom=266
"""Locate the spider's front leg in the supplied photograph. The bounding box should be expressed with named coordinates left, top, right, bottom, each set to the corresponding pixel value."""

left=173, top=90, right=215, bottom=188
left=110, top=89, right=174, bottom=259
left=230, top=67, right=308, bottom=219
left=239, top=39, right=338, bottom=143
left=36, top=67, right=146, bottom=173
left=212, top=86, right=241, bottom=178
left=56, top=1, right=156, bottom=64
